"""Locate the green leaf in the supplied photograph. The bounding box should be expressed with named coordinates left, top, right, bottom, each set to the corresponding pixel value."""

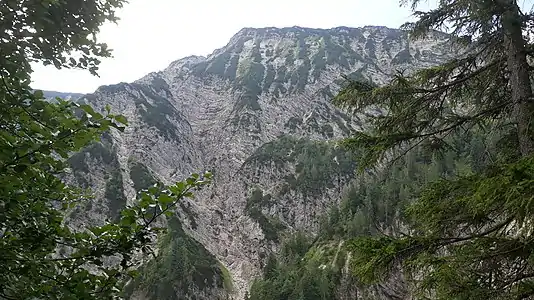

left=114, top=115, right=128, bottom=125
left=169, top=182, right=186, bottom=195
left=79, top=104, right=96, bottom=116
left=158, top=193, right=174, bottom=205
left=33, top=90, right=44, bottom=99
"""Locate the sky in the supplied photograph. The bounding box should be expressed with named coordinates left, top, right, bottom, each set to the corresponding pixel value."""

left=31, top=0, right=428, bottom=93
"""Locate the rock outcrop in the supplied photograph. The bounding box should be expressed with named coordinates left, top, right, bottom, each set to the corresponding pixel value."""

left=68, top=25, right=455, bottom=299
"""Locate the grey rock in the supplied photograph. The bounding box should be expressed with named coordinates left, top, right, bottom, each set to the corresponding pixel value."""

left=69, top=25, right=455, bottom=299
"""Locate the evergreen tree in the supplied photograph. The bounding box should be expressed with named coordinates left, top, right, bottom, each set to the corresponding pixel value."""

left=263, top=254, right=279, bottom=280
left=334, top=0, right=534, bottom=299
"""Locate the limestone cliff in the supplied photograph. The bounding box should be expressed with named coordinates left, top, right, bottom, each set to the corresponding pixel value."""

left=68, top=25, right=455, bottom=299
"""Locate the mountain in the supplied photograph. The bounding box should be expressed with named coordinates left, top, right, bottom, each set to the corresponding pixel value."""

left=67, top=25, right=456, bottom=299
left=40, top=90, right=84, bottom=100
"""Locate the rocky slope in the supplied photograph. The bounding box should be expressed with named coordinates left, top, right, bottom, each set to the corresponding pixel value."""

left=68, top=25, right=456, bottom=299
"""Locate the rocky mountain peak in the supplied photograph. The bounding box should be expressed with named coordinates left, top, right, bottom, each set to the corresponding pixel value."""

left=71, top=25, right=458, bottom=300
left=157, top=25, right=453, bottom=99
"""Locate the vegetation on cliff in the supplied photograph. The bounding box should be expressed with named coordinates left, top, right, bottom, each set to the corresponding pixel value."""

left=249, top=129, right=500, bottom=299
left=251, top=0, right=534, bottom=299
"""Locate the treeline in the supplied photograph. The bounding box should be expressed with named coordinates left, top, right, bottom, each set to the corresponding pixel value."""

left=248, top=127, right=516, bottom=300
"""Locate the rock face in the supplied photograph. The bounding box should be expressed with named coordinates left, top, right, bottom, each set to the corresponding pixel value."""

left=69, top=25, right=455, bottom=299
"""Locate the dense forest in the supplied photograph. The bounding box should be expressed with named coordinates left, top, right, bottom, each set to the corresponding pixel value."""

left=248, top=128, right=513, bottom=299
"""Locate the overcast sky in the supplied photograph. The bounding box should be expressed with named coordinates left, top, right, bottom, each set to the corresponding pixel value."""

left=30, top=0, right=431, bottom=93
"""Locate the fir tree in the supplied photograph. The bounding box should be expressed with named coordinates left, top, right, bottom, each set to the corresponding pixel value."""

left=333, top=0, right=534, bottom=299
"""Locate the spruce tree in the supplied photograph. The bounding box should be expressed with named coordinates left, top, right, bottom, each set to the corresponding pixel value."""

left=334, top=0, right=534, bottom=299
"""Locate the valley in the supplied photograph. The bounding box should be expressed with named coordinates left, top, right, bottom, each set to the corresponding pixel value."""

left=66, top=25, right=455, bottom=299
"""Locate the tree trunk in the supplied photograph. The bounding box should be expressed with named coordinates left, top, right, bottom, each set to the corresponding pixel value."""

left=501, top=0, right=534, bottom=156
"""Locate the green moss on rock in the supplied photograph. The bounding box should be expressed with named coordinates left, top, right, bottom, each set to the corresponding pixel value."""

left=243, top=136, right=356, bottom=198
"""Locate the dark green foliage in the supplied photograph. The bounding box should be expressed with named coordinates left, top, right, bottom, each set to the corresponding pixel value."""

left=311, top=46, right=326, bottom=81
left=364, top=39, right=376, bottom=58
left=245, top=188, right=286, bottom=242
left=234, top=59, right=266, bottom=112
left=348, top=154, right=534, bottom=300
left=124, top=216, right=227, bottom=300
left=391, top=48, right=413, bottom=64
left=128, top=159, right=158, bottom=192
left=97, top=82, right=130, bottom=94
left=272, top=66, right=288, bottom=97
left=205, top=52, right=233, bottom=78
left=68, top=136, right=127, bottom=219
left=263, top=64, right=276, bottom=93
left=345, top=68, right=368, bottom=82
left=249, top=233, right=341, bottom=300
left=41, top=90, right=84, bottom=100
left=242, top=62, right=266, bottom=90
left=285, top=50, right=295, bottom=66
left=274, top=66, right=288, bottom=84
left=104, top=170, right=127, bottom=220
left=380, top=31, right=402, bottom=53
left=138, top=75, right=170, bottom=94
left=246, top=188, right=273, bottom=208
left=224, top=55, right=241, bottom=80
left=296, top=36, right=309, bottom=60
left=229, top=112, right=262, bottom=133
left=252, top=40, right=263, bottom=63
left=252, top=130, right=502, bottom=300
left=323, top=36, right=351, bottom=68
left=262, top=254, right=278, bottom=280
left=331, top=1, right=534, bottom=299
left=130, top=83, right=183, bottom=141
left=332, top=113, right=354, bottom=136
left=320, top=131, right=498, bottom=241
left=284, top=116, right=302, bottom=131
left=68, top=132, right=118, bottom=187
left=68, top=140, right=116, bottom=173
left=289, top=58, right=310, bottom=93
left=244, top=136, right=355, bottom=198
left=179, top=202, right=199, bottom=230
left=194, top=36, right=250, bottom=80
left=234, top=90, right=262, bottom=112
left=320, top=124, right=334, bottom=138
left=317, top=86, right=335, bottom=101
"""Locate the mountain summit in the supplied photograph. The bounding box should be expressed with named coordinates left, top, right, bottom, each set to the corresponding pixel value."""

left=69, top=26, right=454, bottom=299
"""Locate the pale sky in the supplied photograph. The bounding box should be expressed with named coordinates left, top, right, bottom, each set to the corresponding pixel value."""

left=31, top=0, right=428, bottom=93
